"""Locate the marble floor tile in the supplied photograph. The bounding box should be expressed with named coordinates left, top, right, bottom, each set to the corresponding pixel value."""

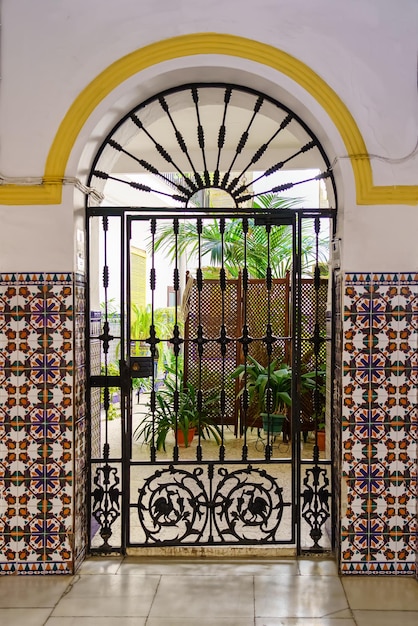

left=1, top=556, right=417, bottom=626
left=254, top=617, right=357, bottom=626
left=148, top=574, right=254, bottom=619
left=342, top=577, right=418, bottom=610
left=45, top=618, right=146, bottom=626
left=255, top=574, right=348, bottom=618
left=77, top=557, right=124, bottom=575
left=118, top=556, right=299, bottom=577
left=353, top=610, right=418, bottom=626
left=62, top=573, right=160, bottom=598
left=0, top=576, right=73, bottom=608
left=297, top=557, right=339, bottom=576
left=50, top=573, right=160, bottom=618
left=50, top=595, right=155, bottom=618
left=147, top=617, right=253, bottom=626
left=0, top=608, right=53, bottom=626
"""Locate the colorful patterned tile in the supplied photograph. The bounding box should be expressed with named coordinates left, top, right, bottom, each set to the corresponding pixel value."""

left=0, top=273, right=83, bottom=574
left=342, top=434, right=364, bottom=467
left=342, top=272, right=418, bottom=574
left=372, top=273, right=400, bottom=285
left=346, top=273, right=373, bottom=285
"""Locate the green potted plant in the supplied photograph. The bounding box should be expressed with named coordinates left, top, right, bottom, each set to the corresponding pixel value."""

left=134, top=367, right=222, bottom=451
left=232, top=356, right=294, bottom=435
left=232, top=356, right=319, bottom=436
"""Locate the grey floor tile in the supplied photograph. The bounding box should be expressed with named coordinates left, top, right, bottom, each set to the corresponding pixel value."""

left=63, top=573, right=160, bottom=597
left=51, top=596, right=155, bottom=618
left=297, top=557, right=339, bottom=576
left=255, top=617, right=357, bottom=626
left=118, top=556, right=298, bottom=577
left=149, top=574, right=255, bottom=618
left=77, top=557, right=124, bottom=575
left=255, top=574, right=348, bottom=618
left=46, top=618, right=146, bottom=626
left=353, top=611, right=418, bottom=626
left=0, top=576, right=73, bottom=608
left=342, top=576, right=418, bottom=610
left=0, top=608, right=53, bottom=626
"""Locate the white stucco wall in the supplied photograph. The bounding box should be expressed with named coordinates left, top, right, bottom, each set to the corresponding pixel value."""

left=0, top=0, right=417, bottom=271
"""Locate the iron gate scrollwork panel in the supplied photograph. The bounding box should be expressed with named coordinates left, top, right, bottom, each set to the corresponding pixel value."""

left=213, top=466, right=288, bottom=543
left=301, top=460, right=332, bottom=550
left=137, top=466, right=209, bottom=543
left=136, top=464, right=290, bottom=545
left=91, top=455, right=122, bottom=548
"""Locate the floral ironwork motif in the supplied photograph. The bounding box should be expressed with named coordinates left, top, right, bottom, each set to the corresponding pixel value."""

left=301, top=459, right=331, bottom=549
left=137, top=464, right=288, bottom=544
left=91, top=445, right=122, bottom=548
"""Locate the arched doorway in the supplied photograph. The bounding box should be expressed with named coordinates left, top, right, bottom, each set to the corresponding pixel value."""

left=86, top=83, right=338, bottom=555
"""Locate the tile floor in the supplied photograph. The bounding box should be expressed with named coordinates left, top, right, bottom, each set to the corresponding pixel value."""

left=0, top=556, right=417, bottom=625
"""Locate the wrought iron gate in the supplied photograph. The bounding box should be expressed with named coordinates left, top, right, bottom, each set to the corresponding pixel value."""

left=87, top=208, right=335, bottom=553
left=86, top=83, right=337, bottom=554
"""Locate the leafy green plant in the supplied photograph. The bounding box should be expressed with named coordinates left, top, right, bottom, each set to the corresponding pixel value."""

left=134, top=367, right=222, bottom=451
left=100, top=298, right=120, bottom=321
left=151, top=193, right=329, bottom=278
left=232, top=356, right=293, bottom=415
left=303, top=367, right=327, bottom=429
left=232, top=356, right=319, bottom=414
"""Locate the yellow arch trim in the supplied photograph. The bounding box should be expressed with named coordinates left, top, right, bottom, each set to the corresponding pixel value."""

left=1, top=33, right=417, bottom=205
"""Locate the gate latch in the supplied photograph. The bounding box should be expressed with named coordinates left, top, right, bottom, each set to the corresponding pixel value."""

left=129, top=356, right=154, bottom=378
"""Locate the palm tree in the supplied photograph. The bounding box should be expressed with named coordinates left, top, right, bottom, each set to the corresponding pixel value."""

left=151, top=193, right=329, bottom=278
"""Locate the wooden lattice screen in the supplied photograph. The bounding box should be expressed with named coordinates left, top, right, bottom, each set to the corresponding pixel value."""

left=183, top=275, right=241, bottom=431
left=184, top=272, right=328, bottom=435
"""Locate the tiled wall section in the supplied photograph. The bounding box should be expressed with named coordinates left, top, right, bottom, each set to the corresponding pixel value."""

left=2, top=270, right=416, bottom=574
left=0, top=273, right=86, bottom=574
left=341, top=273, right=417, bottom=574
left=73, top=277, right=88, bottom=571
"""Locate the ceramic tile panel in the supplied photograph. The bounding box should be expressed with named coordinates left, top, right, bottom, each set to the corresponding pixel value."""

left=341, top=273, right=418, bottom=574
left=0, top=273, right=86, bottom=575
left=73, top=277, right=88, bottom=569
left=2, top=269, right=416, bottom=575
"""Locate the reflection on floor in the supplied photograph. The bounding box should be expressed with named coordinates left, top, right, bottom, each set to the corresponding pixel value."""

left=1, top=556, right=417, bottom=626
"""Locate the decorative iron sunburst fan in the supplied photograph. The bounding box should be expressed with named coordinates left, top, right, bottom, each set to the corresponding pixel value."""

left=88, top=83, right=336, bottom=209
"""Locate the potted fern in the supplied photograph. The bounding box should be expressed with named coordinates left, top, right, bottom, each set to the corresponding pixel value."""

left=232, top=356, right=293, bottom=435
left=134, top=366, right=221, bottom=451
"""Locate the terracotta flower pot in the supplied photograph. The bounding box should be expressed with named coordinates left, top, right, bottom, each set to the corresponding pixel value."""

left=317, top=429, right=326, bottom=451
left=175, top=427, right=196, bottom=447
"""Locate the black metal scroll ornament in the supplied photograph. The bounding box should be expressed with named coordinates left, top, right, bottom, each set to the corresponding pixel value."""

left=213, top=466, right=286, bottom=542
left=137, top=465, right=288, bottom=545
left=138, top=466, right=209, bottom=544
left=301, top=459, right=331, bottom=549
left=91, top=443, right=122, bottom=548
